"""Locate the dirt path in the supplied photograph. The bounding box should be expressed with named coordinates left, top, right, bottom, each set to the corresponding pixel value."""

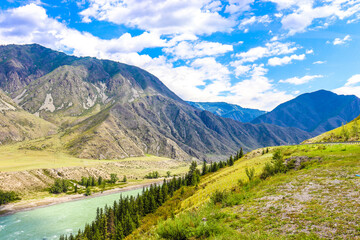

left=0, top=179, right=163, bottom=216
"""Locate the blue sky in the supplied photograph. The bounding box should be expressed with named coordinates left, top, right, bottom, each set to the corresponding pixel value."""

left=1, top=0, right=360, bottom=110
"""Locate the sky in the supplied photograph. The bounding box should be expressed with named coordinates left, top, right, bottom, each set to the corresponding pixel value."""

left=1, top=0, right=360, bottom=111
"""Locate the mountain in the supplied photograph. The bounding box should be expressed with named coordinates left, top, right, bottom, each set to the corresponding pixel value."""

left=252, top=90, right=360, bottom=135
left=304, top=114, right=360, bottom=143
left=187, top=101, right=266, bottom=122
left=0, top=44, right=312, bottom=160
left=0, top=89, right=56, bottom=144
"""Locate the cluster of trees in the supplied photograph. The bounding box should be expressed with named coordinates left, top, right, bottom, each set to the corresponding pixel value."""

left=79, top=174, right=123, bottom=187
left=49, top=179, right=71, bottom=194
left=202, top=147, right=244, bottom=175
left=0, top=190, right=20, bottom=205
left=60, top=161, right=201, bottom=240
left=144, top=171, right=160, bottom=179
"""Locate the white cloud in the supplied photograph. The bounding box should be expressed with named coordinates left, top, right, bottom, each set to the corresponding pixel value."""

left=239, top=15, right=272, bottom=29
left=333, top=35, right=352, bottom=45
left=306, top=49, right=314, bottom=54
left=0, top=4, right=169, bottom=57
left=80, top=0, right=235, bottom=36
left=163, top=40, right=233, bottom=60
left=279, top=74, right=323, bottom=85
left=268, top=53, right=305, bottom=66
left=313, top=60, right=326, bottom=64
left=268, top=0, right=360, bottom=35
left=235, top=41, right=298, bottom=63
left=224, top=0, right=254, bottom=14
left=333, top=74, right=360, bottom=97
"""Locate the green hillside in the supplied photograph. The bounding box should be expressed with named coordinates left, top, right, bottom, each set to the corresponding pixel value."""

left=304, top=115, right=360, bottom=143
left=125, top=144, right=360, bottom=239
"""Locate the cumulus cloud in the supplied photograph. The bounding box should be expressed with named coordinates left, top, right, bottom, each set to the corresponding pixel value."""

left=163, top=40, right=233, bottom=60
left=279, top=74, right=323, bottom=85
left=268, top=53, right=305, bottom=66
left=235, top=41, right=298, bottom=64
left=268, top=0, right=360, bottom=35
left=0, top=3, right=169, bottom=57
left=80, top=0, right=235, bottom=36
left=333, top=35, right=352, bottom=45
left=333, top=74, right=360, bottom=97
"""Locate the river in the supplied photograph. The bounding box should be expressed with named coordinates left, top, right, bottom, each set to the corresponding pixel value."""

left=0, top=187, right=143, bottom=240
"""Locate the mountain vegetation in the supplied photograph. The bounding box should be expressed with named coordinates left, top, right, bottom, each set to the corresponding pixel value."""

left=305, top=115, right=360, bottom=143
left=252, top=90, right=360, bottom=135
left=0, top=44, right=311, bottom=161
left=128, top=143, right=360, bottom=239
left=187, top=101, right=266, bottom=122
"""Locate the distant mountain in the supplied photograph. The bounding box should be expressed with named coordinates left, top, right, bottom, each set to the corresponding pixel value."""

left=252, top=90, right=360, bottom=135
left=0, top=44, right=312, bottom=160
left=187, top=101, right=266, bottom=122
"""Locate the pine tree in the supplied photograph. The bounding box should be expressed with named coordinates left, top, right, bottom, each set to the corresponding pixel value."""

left=239, top=147, right=243, bottom=158
left=229, top=155, right=234, bottom=166
left=202, top=160, right=208, bottom=175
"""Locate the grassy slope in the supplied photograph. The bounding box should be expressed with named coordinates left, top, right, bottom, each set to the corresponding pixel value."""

left=131, top=144, right=360, bottom=239
left=305, top=115, right=360, bottom=143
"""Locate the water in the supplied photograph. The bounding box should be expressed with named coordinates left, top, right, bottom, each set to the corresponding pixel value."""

left=0, top=188, right=143, bottom=240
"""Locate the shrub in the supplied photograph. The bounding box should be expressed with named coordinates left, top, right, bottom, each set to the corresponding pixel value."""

left=0, top=190, right=20, bottom=205
left=210, top=190, right=228, bottom=204
left=245, top=167, right=255, bottom=181
left=49, top=179, right=71, bottom=194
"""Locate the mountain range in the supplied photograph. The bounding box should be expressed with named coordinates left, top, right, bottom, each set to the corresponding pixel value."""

left=0, top=44, right=312, bottom=161
left=251, top=90, right=360, bottom=135
left=187, top=101, right=266, bottom=122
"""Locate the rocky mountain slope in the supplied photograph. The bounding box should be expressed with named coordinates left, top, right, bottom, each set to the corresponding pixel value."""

left=0, top=44, right=312, bottom=161
left=252, top=90, right=360, bottom=135
left=187, top=101, right=266, bottom=122
left=0, top=89, right=56, bottom=144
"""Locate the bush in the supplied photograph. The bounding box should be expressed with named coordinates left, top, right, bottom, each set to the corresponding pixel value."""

left=245, top=167, right=255, bottom=181
left=157, top=207, right=226, bottom=240
left=49, top=179, right=71, bottom=194
left=145, top=171, right=160, bottom=179
left=210, top=190, right=228, bottom=204
left=0, top=190, right=20, bottom=205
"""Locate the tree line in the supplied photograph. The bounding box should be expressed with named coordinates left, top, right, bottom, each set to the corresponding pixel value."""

left=60, top=147, right=244, bottom=240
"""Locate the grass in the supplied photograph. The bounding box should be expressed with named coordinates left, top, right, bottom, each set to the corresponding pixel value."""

left=129, top=144, right=360, bottom=239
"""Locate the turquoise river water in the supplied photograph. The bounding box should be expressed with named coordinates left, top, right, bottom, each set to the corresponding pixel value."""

left=0, top=188, right=143, bottom=240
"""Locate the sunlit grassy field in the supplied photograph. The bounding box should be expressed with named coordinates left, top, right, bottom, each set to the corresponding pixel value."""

left=0, top=140, right=181, bottom=172
left=133, top=143, right=360, bottom=239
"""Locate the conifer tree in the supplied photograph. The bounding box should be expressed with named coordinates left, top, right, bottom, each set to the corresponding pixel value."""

left=202, top=160, right=208, bottom=175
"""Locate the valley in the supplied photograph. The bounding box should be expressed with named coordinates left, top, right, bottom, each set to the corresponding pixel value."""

left=0, top=43, right=359, bottom=240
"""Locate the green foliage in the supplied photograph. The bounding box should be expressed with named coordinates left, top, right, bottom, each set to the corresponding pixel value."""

left=49, top=179, right=71, bottom=194
left=186, top=161, right=200, bottom=186
left=260, top=149, right=286, bottom=180
left=245, top=167, right=255, bottom=181
left=85, top=186, right=91, bottom=196
left=202, top=160, right=208, bottom=175
left=123, top=175, right=127, bottom=183
left=210, top=190, right=229, bottom=204
left=0, top=190, right=20, bottom=205
left=166, top=171, right=171, bottom=178
left=110, top=173, right=119, bottom=184
left=157, top=205, right=228, bottom=240
left=145, top=171, right=159, bottom=179
left=341, top=123, right=350, bottom=140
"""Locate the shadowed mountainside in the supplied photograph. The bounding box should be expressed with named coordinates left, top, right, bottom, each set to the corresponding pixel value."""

left=0, top=44, right=312, bottom=161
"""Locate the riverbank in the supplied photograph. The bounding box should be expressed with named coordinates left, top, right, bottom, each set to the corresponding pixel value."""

left=0, top=179, right=163, bottom=216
